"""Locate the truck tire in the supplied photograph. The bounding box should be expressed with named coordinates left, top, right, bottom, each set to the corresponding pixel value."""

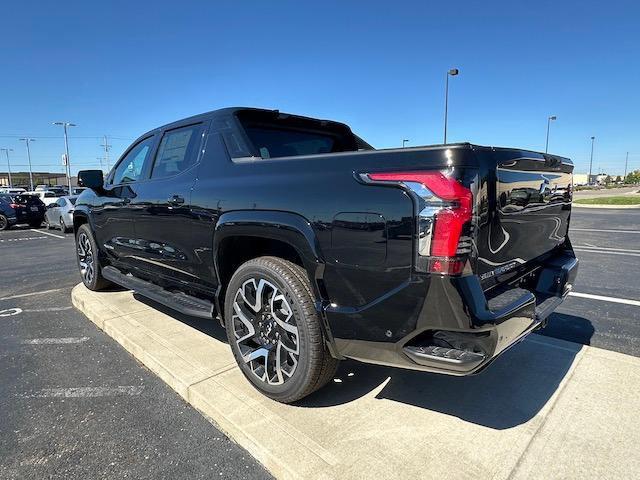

left=224, top=256, right=339, bottom=403
left=75, top=223, right=111, bottom=291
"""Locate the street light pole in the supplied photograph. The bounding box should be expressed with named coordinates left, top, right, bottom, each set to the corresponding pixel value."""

left=53, top=121, right=76, bottom=192
left=545, top=115, right=557, bottom=153
left=588, top=136, right=595, bottom=180
left=443, top=68, right=459, bottom=144
left=0, top=148, right=13, bottom=187
left=402, top=139, right=409, bottom=148
left=19, top=138, right=36, bottom=191
left=624, top=151, right=629, bottom=181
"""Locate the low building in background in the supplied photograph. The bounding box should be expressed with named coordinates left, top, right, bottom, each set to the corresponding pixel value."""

left=573, top=173, right=589, bottom=185
left=0, top=172, right=77, bottom=189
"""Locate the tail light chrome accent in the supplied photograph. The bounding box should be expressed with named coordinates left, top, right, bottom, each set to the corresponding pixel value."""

left=361, top=170, right=472, bottom=275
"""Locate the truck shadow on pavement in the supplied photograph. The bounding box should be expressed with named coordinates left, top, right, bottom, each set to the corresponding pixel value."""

left=133, top=294, right=593, bottom=430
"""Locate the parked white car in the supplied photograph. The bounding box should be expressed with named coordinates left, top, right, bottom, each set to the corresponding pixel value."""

left=0, top=187, right=26, bottom=195
left=44, top=196, right=78, bottom=233
left=28, top=190, right=61, bottom=206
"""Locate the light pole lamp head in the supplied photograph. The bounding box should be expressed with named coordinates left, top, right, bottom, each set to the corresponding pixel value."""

left=549, top=115, right=557, bottom=121
left=448, top=68, right=459, bottom=76
left=591, top=136, right=595, bottom=141
left=53, top=122, right=77, bottom=127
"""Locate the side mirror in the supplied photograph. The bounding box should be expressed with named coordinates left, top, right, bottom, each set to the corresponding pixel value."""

left=77, top=170, right=104, bottom=190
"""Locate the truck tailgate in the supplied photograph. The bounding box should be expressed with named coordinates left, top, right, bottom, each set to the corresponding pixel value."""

left=475, top=152, right=573, bottom=283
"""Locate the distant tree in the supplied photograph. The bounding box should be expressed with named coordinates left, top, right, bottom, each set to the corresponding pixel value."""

left=625, top=170, right=640, bottom=184
left=615, top=175, right=622, bottom=183
left=604, top=175, right=612, bottom=184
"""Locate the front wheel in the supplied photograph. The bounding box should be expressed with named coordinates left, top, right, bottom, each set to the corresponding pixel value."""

left=60, top=217, right=69, bottom=233
left=75, top=224, right=111, bottom=290
left=224, top=256, right=339, bottom=403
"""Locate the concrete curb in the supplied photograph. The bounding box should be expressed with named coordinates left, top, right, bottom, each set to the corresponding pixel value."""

left=72, top=284, right=640, bottom=479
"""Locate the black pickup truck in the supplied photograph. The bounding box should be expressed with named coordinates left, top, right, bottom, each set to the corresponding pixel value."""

left=74, top=107, right=578, bottom=402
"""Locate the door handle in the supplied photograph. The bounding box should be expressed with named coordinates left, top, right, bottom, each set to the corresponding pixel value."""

left=168, top=195, right=185, bottom=206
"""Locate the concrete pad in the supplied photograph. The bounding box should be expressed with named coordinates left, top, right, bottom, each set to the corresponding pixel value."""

left=511, top=347, right=640, bottom=479
left=71, top=283, right=640, bottom=479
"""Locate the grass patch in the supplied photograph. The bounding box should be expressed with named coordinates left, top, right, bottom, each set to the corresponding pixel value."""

left=574, top=196, right=640, bottom=205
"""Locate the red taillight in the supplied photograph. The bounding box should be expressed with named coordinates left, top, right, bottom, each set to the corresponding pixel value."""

left=9, top=203, right=20, bottom=209
left=365, top=171, right=472, bottom=275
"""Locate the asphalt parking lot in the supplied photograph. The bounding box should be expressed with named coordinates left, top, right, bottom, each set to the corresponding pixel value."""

left=1, top=208, right=638, bottom=477
left=0, top=227, right=271, bottom=479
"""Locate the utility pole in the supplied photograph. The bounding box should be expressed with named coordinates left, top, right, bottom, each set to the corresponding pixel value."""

left=101, top=135, right=111, bottom=170
left=443, top=68, right=459, bottom=144
left=624, top=151, right=629, bottom=181
left=588, top=136, right=595, bottom=181
left=545, top=115, right=557, bottom=153
left=19, top=138, right=36, bottom=191
left=0, top=148, right=13, bottom=187
left=53, top=121, right=76, bottom=192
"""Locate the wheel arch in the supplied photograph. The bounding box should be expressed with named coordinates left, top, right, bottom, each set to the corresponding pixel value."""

left=72, top=210, right=90, bottom=233
left=213, top=210, right=327, bottom=305
left=213, top=210, right=339, bottom=359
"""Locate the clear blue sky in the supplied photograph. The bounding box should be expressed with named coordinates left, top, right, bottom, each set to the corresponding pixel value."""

left=1, top=0, right=638, bottom=176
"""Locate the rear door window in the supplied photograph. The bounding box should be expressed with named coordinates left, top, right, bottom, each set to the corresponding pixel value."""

left=151, top=124, right=203, bottom=179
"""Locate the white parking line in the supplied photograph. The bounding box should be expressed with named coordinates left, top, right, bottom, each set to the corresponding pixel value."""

left=30, top=229, right=65, bottom=239
left=574, top=248, right=640, bottom=258
left=571, top=228, right=640, bottom=234
left=574, top=245, right=640, bottom=253
left=569, top=292, right=640, bottom=307
left=0, top=236, right=47, bottom=243
left=22, top=337, right=89, bottom=345
left=22, top=386, right=144, bottom=398
left=23, top=306, right=73, bottom=312
left=0, top=288, right=65, bottom=301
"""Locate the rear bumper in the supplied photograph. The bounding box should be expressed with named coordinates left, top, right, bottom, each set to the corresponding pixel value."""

left=329, top=249, right=578, bottom=376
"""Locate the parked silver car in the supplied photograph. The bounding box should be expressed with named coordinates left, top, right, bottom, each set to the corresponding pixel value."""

left=44, top=196, right=77, bottom=233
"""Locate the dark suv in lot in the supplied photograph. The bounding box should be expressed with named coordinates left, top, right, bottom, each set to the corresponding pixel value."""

left=0, top=193, right=46, bottom=230
left=74, top=107, right=578, bottom=402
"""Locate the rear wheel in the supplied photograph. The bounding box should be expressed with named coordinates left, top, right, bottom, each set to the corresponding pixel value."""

left=0, top=214, right=9, bottom=231
left=75, top=224, right=111, bottom=290
left=224, top=256, right=339, bottom=403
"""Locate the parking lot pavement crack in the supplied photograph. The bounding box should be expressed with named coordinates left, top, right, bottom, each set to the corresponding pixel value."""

left=505, top=345, right=588, bottom=480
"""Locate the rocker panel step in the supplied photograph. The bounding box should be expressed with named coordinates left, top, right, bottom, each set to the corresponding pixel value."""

left=102, top=266, right=214, bottom=319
